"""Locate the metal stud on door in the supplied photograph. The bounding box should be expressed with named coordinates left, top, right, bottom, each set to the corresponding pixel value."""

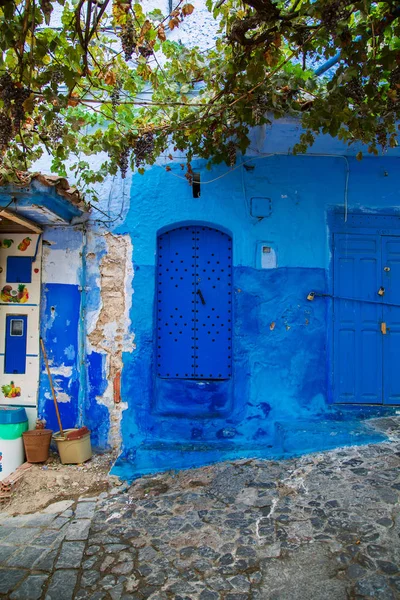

left=157, top=225, right=232, bottom=380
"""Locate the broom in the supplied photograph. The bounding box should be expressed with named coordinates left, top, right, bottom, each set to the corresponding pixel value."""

left=40, top=338, right=90, bottom=441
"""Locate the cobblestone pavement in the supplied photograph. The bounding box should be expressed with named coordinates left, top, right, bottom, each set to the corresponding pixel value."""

left=0, top=417, right=399, bottom=600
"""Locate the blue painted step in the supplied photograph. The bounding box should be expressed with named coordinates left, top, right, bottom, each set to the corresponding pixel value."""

left=274, top=417, right=386, bottom=456
left=111, top=417, right=387, bottom=482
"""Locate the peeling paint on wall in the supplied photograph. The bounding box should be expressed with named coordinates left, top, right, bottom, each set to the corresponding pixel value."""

left=88, top=232, right=135, bottom=450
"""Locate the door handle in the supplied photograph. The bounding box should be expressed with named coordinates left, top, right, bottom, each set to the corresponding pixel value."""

left=197, top=289, right=206, bottom=305
left=381, top=322, right=387, bottom=335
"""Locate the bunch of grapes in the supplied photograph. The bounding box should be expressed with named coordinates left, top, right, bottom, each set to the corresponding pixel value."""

left=338, top=27, right=352, bottom=46
left=293, top=27, right=310, bottom=47
left=0, top=73, right=16, bottom=110
left=133, top=132, right=155, bottom=167
left=110, top=81, right=121, bottom=115
left=390, top=67, right=400, bottom=89
left=40, top=0, right=53, bottom=23
left=0, top=73, right=31, bottom=132
left=11, top=87, right=31, bottom=131
left=320, top=0, right=351, bottom=32
left=120, top=18, right=136, bottom=61
left=118, top=147, right=130, bottom=178
left=347, top=79, right=365, bottom=103
left=226, top=141, right=236, bottom=167
left=252, top=94, right=268, bottom=125
left=0, top=111, right=12, bottom=151
left=138, top=44, right=153, bottom=59
left=252, top=104, right=263, bottom=125
left=376, top=126, right=388, bottom=151
left=51, top=67, right=64, bottom=84
left=48, top=116, right=65, bottom=145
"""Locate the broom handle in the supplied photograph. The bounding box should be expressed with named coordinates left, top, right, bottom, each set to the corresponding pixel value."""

left=40, top=338, right=64, bottom=437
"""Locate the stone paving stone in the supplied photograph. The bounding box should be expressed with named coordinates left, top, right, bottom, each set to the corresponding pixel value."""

left=34, top=547, right=59, bottom=572
left=0, top=544, right=18, bottom=565
left=45, top=569, right=79, bottom=600
left=56, top=541, right=85, bottom=569
left=0, top=515, right=35, bottom=527
left=31, top=529, right=65, bottom=549
left=2, top=526, right=42, bottom=545
left=48, top=516, right=69, bottom=530
left=0, top=526, right=16, bottom=541
left=78, top=496, right=98, bottom=502
left=74, top=502, right=96, bottom=519
left=0, top=568, right=27, bottom=594
left=42, top=500, right=74, bottom=515
left=65, top=518, right=91, bottom=541
left=27, top=514, right=56, bottom=528
left=81, top=569, right=101, bottom=588
left=6, top=546, right=47, bottom=569
left=10, top=574, right=49, bottom=600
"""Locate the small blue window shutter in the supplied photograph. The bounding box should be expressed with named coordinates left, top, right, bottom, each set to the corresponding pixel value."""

left=5, top=315, right=28, bottom=374
left=6, top=257, right=32, bottom=283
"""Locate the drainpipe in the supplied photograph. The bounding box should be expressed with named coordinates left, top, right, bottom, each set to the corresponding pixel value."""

left=78, top=225, right=88, bottom=427
left=314, top=52, right=342, bottom=77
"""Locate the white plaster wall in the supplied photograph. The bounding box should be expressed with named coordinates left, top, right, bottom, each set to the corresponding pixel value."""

left=41, top=228, right=84, bottom=285
left=42, top=247, right=82, bottom=286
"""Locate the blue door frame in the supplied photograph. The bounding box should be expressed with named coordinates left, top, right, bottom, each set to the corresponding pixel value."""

left=330, top=212, right=400, bottom=405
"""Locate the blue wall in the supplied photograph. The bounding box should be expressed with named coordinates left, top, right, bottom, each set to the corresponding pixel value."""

left=38, top=228, right=84, bottom=433
left=36, top=151, right=400, bottom=473
left=106, top=154, right=400, bottom=475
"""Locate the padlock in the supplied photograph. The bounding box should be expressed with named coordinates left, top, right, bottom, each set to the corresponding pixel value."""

left=378, top=287, right=385, bottom=296
left=307, top=291, right=315, bottom=301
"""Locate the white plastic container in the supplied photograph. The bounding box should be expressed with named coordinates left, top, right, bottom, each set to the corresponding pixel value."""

left=0, top=436, right=25, bottom=480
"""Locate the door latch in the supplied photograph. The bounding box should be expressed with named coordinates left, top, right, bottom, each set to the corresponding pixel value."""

left=381, top=322, right=387, bottom=335
left=378, top=287, right=385, bottom=296
left=197, top=289, right=206, bottom=305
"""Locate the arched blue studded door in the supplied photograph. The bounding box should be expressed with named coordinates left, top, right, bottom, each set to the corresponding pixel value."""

left=157, top=225, right=232, bottom=380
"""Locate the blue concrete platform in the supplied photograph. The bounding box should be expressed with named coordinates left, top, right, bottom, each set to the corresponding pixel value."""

left=111, top=413, right=391, bottom=482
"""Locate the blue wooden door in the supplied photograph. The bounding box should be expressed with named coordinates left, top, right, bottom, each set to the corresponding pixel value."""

left=333, top=234, right=383, bottom=404
left=5, top=315, right=28, bottom=374
left=157, top=225, right=232, bottom=380
left=382, top=236, right=400, bottom=404
left=195, top=226, right=232, bottom=379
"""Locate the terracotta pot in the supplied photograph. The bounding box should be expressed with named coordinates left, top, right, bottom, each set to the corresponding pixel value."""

left=22, top=429, right=52, bottom=463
